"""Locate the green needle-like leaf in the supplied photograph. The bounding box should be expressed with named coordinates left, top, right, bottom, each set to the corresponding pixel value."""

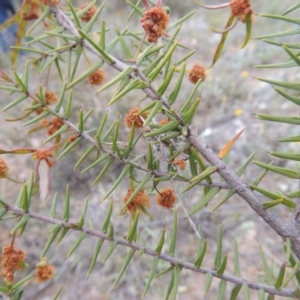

left=155, top=228, right=166, bottom=254
left=102, top=201, right=113, bottom=233
left=127, top=210, right=140, bottom=243
left=78, top=28, right=114, bottom=64
left=169, top=209, right=178, bottom=256
left=74, top=145, right=95, bottom=170
left=171, top=264, right=182, bottom=300
left=216, top=254, right=228, bottom=275
left=259, top=244, right=273, bottom=285
left=40, top=224, right=62, bottom=258
left=10, top=215, right=30, bottom=235
left=102, top=241, right=118, bottom=263
left=250, top=184, right=295, bottom=208
left=113, top=249, right=135, bottom=289
left=275, top=263, right=286, bottom=290
left=93, top=157, right=115, bottom=185
left=253, top=161, right=299, bottom=179
left=142, top=257, right=159, bottom=299
left=102, top=166, right=130, bottom=201
left=210, top=15, right=235, bottom=67
left=241, top=13, right=252, bottom=48
left=229, top=285, right=242, bottom=300
left=168, top=61, right=186, bottom=104
left=234, top=240, right=241, bottom=277
left=81, top=153, right=110, bottom=173
left=66, top=232, right=87, bottom=258
left=188, top=187, right=220, bottom=216
left=242, top=284, right=250, bottom=300
left=148, top=41, right=178, bottom=82
left=57, top=137, right=83, bottom=160
left=164, top=272, right=175, bottom=300
left=66, top=60, right=104, bottom=90
left=194, top=239, right=207, bottom=268
left=87, top=239, right=105, bottom=278
left=77, top=197, right=88, bottom=229
left=96, top=66, right=134, bottom=94
left=216, top=280, right=227, bottom=300
left=214, top=225, right=223, bottom=269
left=63, top=185, right=70, bottom=221
left=204, top=273, right=213, bottom=296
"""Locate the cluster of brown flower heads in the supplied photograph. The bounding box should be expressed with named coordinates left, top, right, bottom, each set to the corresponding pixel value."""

left=141, top=5, right=170, bottom=43
left=124, top=187, right=177, bottom=214
left=0, top=245, right=26, bottom=283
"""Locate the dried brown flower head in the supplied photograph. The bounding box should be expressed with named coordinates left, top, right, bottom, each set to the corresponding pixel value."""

left=230, top=0, right=253, bottom=23
left=0, top=157, right=8, bottom=178
left=189, top=63, right=207, bottom=84
left=22, top=12, right=39, bottom=20
left=88, top=69, right=106, bottom=86
left=124, top=189, right=150, bottom=214
left=45, top=90, right=58, bottom=105
left=33, top=149, right=54, bottom=167
left=158, top=118, right=170, bottom=125
left=1, top=245, right=26, bottom=283
left=141, top=6, right=170, bottom=43
left=27, top=0, right=40, bottom=10
left=42, top=0, right=60, bottom=5
left=172, top=159, right=186, bottom=171
left=125, top=107, right=148, bottom=129
left=80, top=3, right=97, bottom=22
left=36, top=258, right=54, bottom=283
left=46, top=117, right=64, bottom=136
left=156, top=187, right=176, bottom=209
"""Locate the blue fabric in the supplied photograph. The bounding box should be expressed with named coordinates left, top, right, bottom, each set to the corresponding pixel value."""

left=0, top=0, right=18, bottom=52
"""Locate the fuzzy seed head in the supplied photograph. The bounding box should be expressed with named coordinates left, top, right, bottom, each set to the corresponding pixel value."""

left=22, top=12, right=39, bottom=20
left=36, top=259, right=54, bottom=283
left=80, top=3, right=97, bottom=22
left=124, top=189, right=151, bottom=214
left=1, top=245, right=26, bottom=283
left=0, top=157, right=8, bottom=178
left=33, top=149, right=53, bottom=160
left=141, top=6, right=170, bottom=43
left=156, top=187, right=176, bottom=209
left=46, top=116, right=64, bottom=136
left=189, top=63, right=206, bottom=84
left=172, top=159, right=186, bottom=171
left=230, top=0, right=253, bottom=23
left=45, top=91, right=58, bottom=105
left=125, top=107, right=147, bottom=129
left=88, top=69, right=106, bottom=86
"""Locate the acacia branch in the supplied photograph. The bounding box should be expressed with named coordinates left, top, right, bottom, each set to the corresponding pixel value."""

left=46, top=4, right=300, bottom=256
left=2, top=204, right=298, bottom=298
